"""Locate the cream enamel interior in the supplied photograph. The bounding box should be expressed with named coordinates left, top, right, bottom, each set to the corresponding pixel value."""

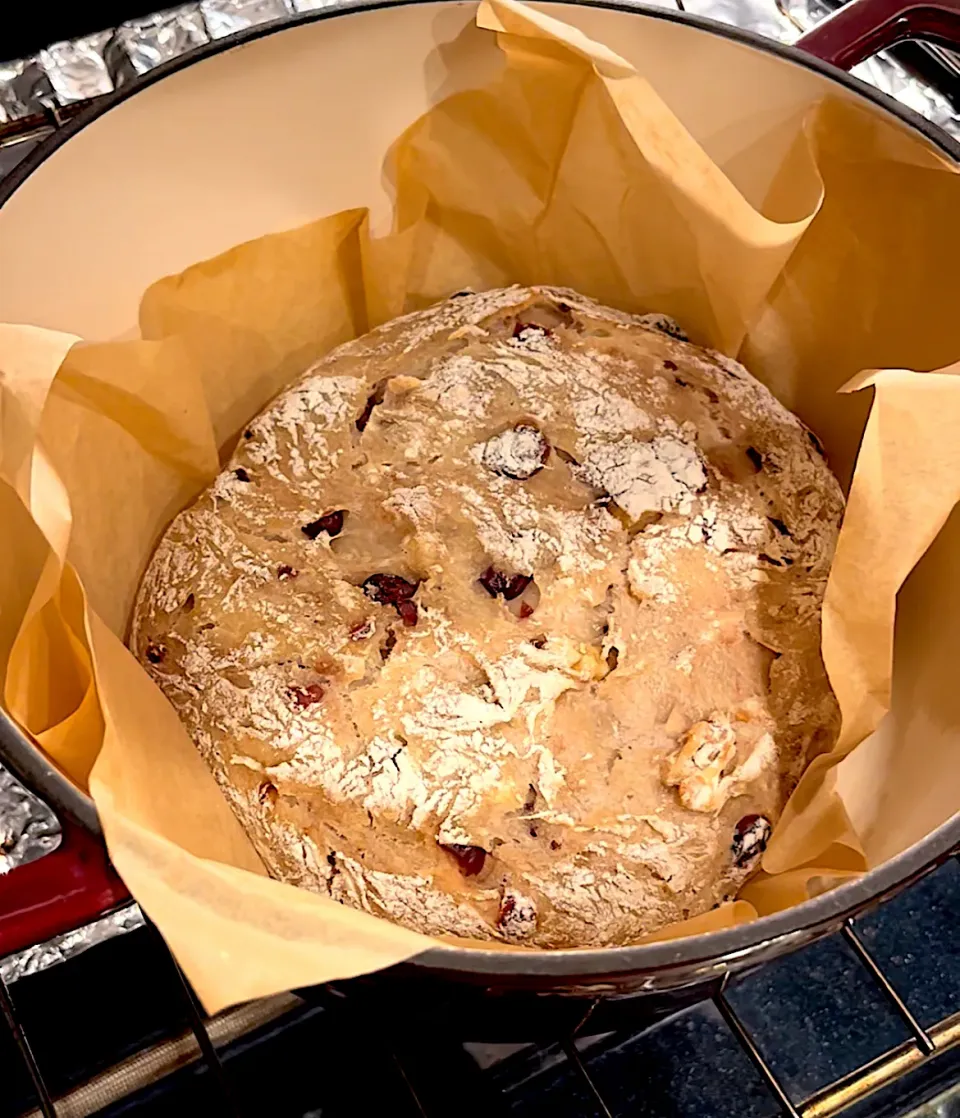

left=0, top=1, right=931, bottom=340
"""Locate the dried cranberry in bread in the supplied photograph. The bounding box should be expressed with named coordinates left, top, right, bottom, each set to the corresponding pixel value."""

left=131, top=286, right=842, bottom=947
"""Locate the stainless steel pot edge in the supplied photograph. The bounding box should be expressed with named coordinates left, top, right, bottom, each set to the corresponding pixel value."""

left=1, top=0, right=957, bottom=981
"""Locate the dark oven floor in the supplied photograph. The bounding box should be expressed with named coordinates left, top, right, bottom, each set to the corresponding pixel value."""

left=2, top=856, right=959, bottom=1118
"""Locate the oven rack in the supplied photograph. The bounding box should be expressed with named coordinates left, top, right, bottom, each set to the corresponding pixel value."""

left=2, top=845, right=958, bottom=1118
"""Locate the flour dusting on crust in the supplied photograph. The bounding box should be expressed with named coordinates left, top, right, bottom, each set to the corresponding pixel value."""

left=131, top=286, right=843, bottom=948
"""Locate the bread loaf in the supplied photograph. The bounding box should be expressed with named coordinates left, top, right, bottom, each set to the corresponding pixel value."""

left=131, top=286, right=843, bottom=947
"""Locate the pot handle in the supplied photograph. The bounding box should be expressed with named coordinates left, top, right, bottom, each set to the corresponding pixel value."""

left=795, top=0, right=960, bottom=68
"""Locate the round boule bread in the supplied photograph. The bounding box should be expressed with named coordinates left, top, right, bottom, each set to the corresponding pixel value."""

left=130, top=286, right=843, bottom=948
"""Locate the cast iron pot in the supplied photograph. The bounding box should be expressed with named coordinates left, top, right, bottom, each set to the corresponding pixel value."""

left=0, top=0, right=958, bottom=1031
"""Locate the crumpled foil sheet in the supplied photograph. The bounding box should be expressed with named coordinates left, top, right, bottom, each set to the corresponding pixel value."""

left=0, top=764, right=60, bottom=875
left=852, top=53, right=960, bottom=137
left=682, top=0, right=960, bottom=138
left=778, top=0, right=960, bottom=138
left=0, top=0, right=292, bottom=118
left=683, top=0, right=795, bottom=43
left=200, top=0, right=293, bottom=38
left=115, top=5, right=210, bottom=79
left=0, top=0, right=959, bottom=979
left=290, top=0, right=362, bottom=9
left=0, top=57, right=54, bottom=125
left=0, top=0, right=958, bottom=129
left=39, top=31, right=115, bottom=105
left=0, top=758, right=146, bottom=982
left=0, top=903, right=145, bottom=986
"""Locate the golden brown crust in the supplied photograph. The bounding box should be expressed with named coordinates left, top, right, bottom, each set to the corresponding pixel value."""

left=131, top=286, right=842, bottom=947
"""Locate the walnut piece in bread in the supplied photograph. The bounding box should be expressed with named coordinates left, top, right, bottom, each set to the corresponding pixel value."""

left=131, top=286, right=842, bottom=948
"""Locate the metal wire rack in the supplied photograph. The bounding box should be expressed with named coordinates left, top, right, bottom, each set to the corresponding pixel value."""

left=551, top=913, right=960, bottom=1118
left=1, top=850, right=957, bottom=1118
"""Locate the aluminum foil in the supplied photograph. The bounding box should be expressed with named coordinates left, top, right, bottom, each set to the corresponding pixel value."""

left=291, top=0, right=371, bottom=9
left=682, top=0, right=960, bottom=138
left=200, top=0, right=293, bottom=38
left=39, top=31, right=115, bottom=106
left=0, top=903, right=145, bottom=986
left=115, top=5, right=210, bottom=79
left=778, top=0, right=960, bottom=138
left=683, top=0, right=794, bottom=43
left=1, top=0, right=959, bottom=136
left=291, top=0, right=345, bottom=10
left=0, top=761, right=144, bottom=982
left=0, top=764, right=60, bottom=875
left=0, top=57, right=55, bottom=124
